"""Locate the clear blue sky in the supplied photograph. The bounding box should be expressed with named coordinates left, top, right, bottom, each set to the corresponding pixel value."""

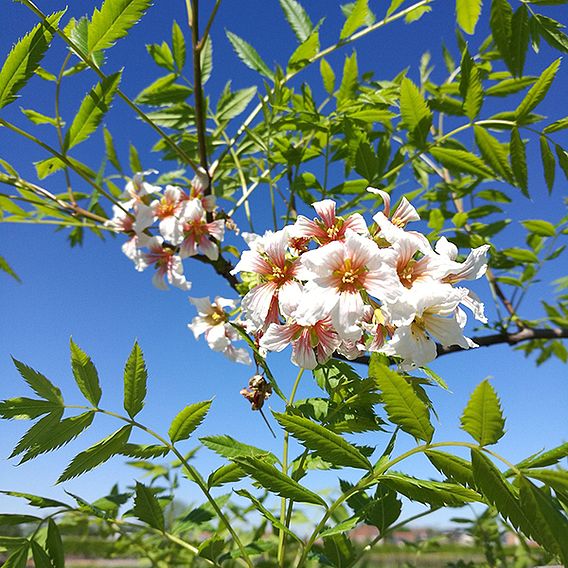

left=0, top=1, right=567, bottom=529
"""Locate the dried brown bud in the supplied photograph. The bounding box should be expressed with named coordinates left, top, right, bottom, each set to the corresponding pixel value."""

left=240, top=374, right=272, bottom=411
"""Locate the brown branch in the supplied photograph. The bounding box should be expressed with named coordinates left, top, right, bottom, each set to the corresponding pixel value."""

left=344, top=327, right=568, bottom=366
left=192, top=253, right=239, bottom=291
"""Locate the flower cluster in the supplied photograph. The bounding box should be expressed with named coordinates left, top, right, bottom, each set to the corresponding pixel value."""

left=106, top=169, right=224, bottom=291
left=229, top=189, right=489, bottom=370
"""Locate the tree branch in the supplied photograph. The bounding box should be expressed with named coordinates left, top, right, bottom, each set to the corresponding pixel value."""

left=346, top=327, right=568, bottom=366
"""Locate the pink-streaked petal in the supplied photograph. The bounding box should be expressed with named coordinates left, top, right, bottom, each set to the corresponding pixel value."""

left=159, top=216, right=184, bottom=245
left=313, top=199, right=336, bottom=227
left=392, top=197, right=420, bottom=225
left=152, top=268, right=169, bottom=291
left=241, top=282, right=278, bottom=328
left=179, top=234, right=198, bottom=258
left=291, top=215, right=320, bottom=239
left=263, top=229, right=289, bottom=268
left=207, top=220, right=225, bottom=241
left=367, top=187, right=391, bottom=216
left=199, top=236, right=219, bottom=261
left=291, top=333, right=318, bottom=370
left=343, top=230, right=377, bottom=270
left=260, top=323, right=299, bottom=352
left=167, top=256, right=191, bottom=291
left=231, top=250, right=272, bottom=275
left=278, top=281, right=304, bottom=318
left=180, top=197, right=205, bottom=223
left=344, top=213, right=369, bottom=235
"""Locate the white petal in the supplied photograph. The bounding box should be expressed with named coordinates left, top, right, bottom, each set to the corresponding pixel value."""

left=260, top=323, right=297, bottom=352
left=189, top=296, right=214, bottom=316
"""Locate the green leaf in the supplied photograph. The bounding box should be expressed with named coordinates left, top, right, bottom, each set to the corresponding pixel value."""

left=103, top=127, right=122, bottom=172
left=288, top=31, right=319, bottom=71
left=233, top=456, right=327, bottom=506
left=540, top=135, right=556, bottom=192
left=11, top=358, right=63, bottom=404
left=0, top=255, right=21, bottom=283
left=226, top=31, right=273, bottom=79
left=521, top=219, right=555, bottom=237
left=20, top=108, right=58, bottom=126
left=46, top=519, right=64, bottom=568
left=132, top=482, right=164, bottom=530
left=57, top=425, right=131, bottom=483
left=0, top=491, right=68, bottom=509
left=120, top=443, right=169, bottom=459
left=208, top=463, right=245, bottom=488
left=171, top=21, right=186, bottom=71
left=490, top=0, right=513, bottom=70
left=0, top=514, right=40, bottom=526
left=123, top=341, right=147, bottom=419
left=555, top=144, right=568, bottom=181
left=461, top=379, right=505, bottom=446
left=19, top=411, right=95, bottom=464
left=129, top=143, right=143, bottom=173
left=146, top=41, right=174, bottom=71
left=474, top=126, right=514, bottom=183
left=200, top=37, right=213, bottom=84
left=503, top=247, right=539, bottom=263
left=456, top=0, right=482, bottom=34
left=34, top=156, right=97, bottom=181
left=533, top=14, right=568, bottom=53
left=510, top=128, right=528, bottom=196
left=30, top=541, right=52, bottom=568
left=0, top=398, right=61, bottom=420
left=200, top=435, right=278, bottom=463
left=516, top=58, right=561, bottom=119
left=273, top=412, right=372, bottom=470
left=460, top=50, right=484, bottom=120
left=2, top=542, right=30, bottom=568
left=10, top=410, right=63, bottom=459
left=430, top=147, right=494, bottom=177
left=70, top=339, right=102, bottom=406
left=135, top=74, right=192, bottom=106
left=425, top=450, right=474, bottom=486
left=400, top=77, right=432, bottom=145
left=544, top=116, right=568, bottom=134
left=0, top=11, right=65, bottom=109
left=337, top=52, right=358, bottom=105
left=516, top=442, right=568, bottom=470
left=65, top=71, right=122, bottom=150
left=371, top=363, right=434, bottom=443
left=510, top=5, right=530, bottom=76
left=169, top=400, right=212, bottom=443
left=471, top=449, right=540, bottom=537
left=486, top=76, right=537, bottom=97
left=355, top=141, right=379, bottom=182
left=341, top=0, right=370, bottom=39
left=88, top=0, right=152, bottom=53
left=279, top=0, right=313, bottom=42
left=320, top=58, right=335, bottom=95
left=523, top=468, right=568, bottom=494
left=518, top=476, right=568, bottom=563
left=217, top=85, right=257, bottom=122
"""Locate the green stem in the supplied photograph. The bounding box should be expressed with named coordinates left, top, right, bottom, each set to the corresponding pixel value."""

left=278, top=367, right=305, bottom=568
left=86, top=407, right=254, bottom=568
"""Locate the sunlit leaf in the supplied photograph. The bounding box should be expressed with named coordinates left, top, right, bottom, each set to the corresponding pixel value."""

left=123, top=341, right=147, bottom=419
left=226, top=31, right=273, bottom=79
left=70, top=339, right=102, bottom=406
left=279, top=0, right=313, bottom=42
left=461, top=379, right=505, bottom=446
left=169, top=400, right=212, bottom=443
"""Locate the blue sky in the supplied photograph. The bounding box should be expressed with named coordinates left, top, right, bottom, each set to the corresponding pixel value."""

left=1, top=1, right=567, bottom=529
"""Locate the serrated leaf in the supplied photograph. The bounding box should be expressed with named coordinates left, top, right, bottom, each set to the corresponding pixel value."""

left=0, top=514, right=40, bottom=526
left=10, top=410, right=63, bottom=459
left=171, top=21, right=186, bottom=70
left=519, top=476, right=568, bottom=563
left=11, top=358, right=63, bottom=403
left=200, top=36, right=213, bottom=84
left=30, top=541, right=52, bottom=568
left=200, top=435, right=278, bottom=463
left=279, top=0, right=313, bottom=42
left=523, top=468, right=568, bottom=494
left=64, top=71, right=122, bottom=150
left=0, top=11, right=64, bottom=109
left=371, top=363, right=433, bottom=443
left=539, top=135, right=556, bottom=192
left=490, top=0, right=513, bottom=69
left=233, top=456, right=327, bottom=506
left=288, top=31, right=319, bottom=71
left=20, top=108, right=58, bottom=126
left=474, top=126, right=514, bottom=183
left=400, top=77, right=432, bottom=145
left=320, top=58, right=335, bottom=95
left=0, top=398, right=61, bottom=420
left=46, top=519, right=64, bottom=568
left=430, top=147, right=494, bottom=177
left=123, top=341, right=147, bottom=419
left=510, top=5, right=529, bottom=76
left=555, top=144, right=568, bottom=181
left=2, top=542, right=30, bottom=568
left=273, top=412, right=372, bottom=470
left=486, top=76, right=537, bottom=97
left=132, top=482, right=164, bottom=530
left=355, top=141, right=379, bottom=181
left=0, top=491, right=68, bottom=509
left=226, top=31, right=273, bottom=79
left=135, top=74, right=192, bottom=106
left=169, top=400, right=212, bottom=443
left=120, top=443, right=169, bottom=459
left=208, top=463, right=245, bottom=488
left=337, top=52, right=358, bottom=105
left=70, top=339, right=102, bottom=406
left=19, top=411, right=95, bottom=464
left=103, top=127, right=122, bottom=171
left=521, top=219, right=555, bottom=237
left=533, top=14, right=568, bottom=53
left=516, top=58, right=560, bottom=119
left=456, top=0, right=482, bottom=34
left=129, top=143, right=143, bottom=172
left=461, top=379, right=505, bottom=446
left=544, top=116, right=568, bottom=134
left=425, top=450, right=475, bottom=486
left=516, top=442, right=568, bottom=470
left=57, top=425, right=131, bottom=483
left=147, top=41, right=174, bottom=71
left=88, top=0, right=152, bottom=53
left=460, top=50, right=484, bottom=120
left=341, top=0, right=370, bottom=39
left=510, top=128, right=528, bottom=195
left=217, top=85, right=257, bottom=122
left=471, top=449, right=540, bottom=537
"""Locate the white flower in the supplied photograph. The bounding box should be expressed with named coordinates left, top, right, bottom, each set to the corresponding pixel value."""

left=178, top=199, right=225, bottom=260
